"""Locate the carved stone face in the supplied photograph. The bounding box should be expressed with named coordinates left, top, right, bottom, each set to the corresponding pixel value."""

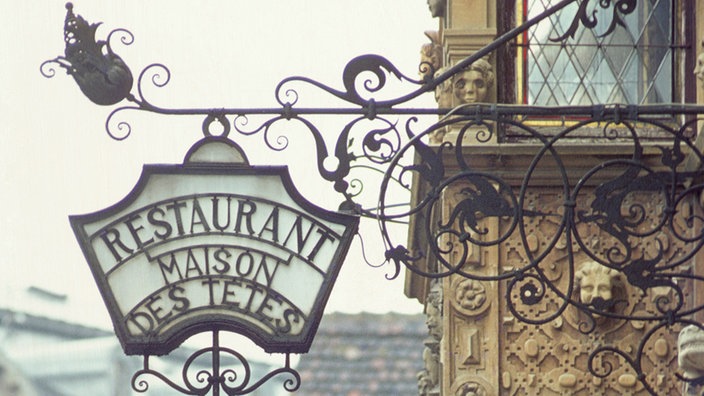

left=427, top=0, right=446, bottom=18
left=694, top=52, right=704, bottom=83
left=575, top=261, right=619, bottom=309
left=425, top=300, right=441, bottom=337
left=454, top=70, right=488, bottom=104
left=434, top=68, right=453, bottom=109
left=425, top=284, right=443, bottom=340
left=420, top=40, right=442, bottom=80
left=579, top=270, right=613, bottom=304
left=422, top=346, right=439, bottom=386
left=422, top=48, right=440, bottom=71
left=678, top=325, right=704, bottom=377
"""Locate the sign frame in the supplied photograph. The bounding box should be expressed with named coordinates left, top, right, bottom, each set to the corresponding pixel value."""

left=70, top=137, right=359, bottom=355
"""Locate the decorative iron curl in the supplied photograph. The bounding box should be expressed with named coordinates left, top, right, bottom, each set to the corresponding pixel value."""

left=136, top=63, right=172, bottom=105
left=418, top=60, right=438, bottom=84
left=234, top=112, right=408, bottom=208
left=377, top=107, right=704, bottom=323
left=672, top=183, right=704, bottom=244
left=131, top=331, right=300, bottom=395
left=39, top=36, right=427, bottom=207
left=107, top=27, right=135, bottom=48
left=552, top=0, right=638, bottom=42
left=101, top=63, right=173, bottom=140
left=104, top=108, right=136, bottom=141
left=377, top=111, right=571, bottom=280
left=41, top=0, right=590, bottom=141
left=41, top=3, right=704, bottom=394
left=586, top=317, right=689, bottom=396
left=575, top=159, right=671, bottom=265
left=275, top=54, right=426, bottom=107
left=371, top=105, right=704, bottom=394
left=588, top=345, right=644, bottom=387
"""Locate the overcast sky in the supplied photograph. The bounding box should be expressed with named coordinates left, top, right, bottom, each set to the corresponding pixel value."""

left=0, top=1, right=438, bottom=328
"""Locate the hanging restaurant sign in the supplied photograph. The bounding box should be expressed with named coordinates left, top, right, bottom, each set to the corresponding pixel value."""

left=70, top=137, right=359, bottom=356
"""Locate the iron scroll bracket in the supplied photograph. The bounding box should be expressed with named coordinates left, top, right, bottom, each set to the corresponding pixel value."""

left=42, top=2, right=704, bottom=395
left=131, top=331, right=301, bottom=395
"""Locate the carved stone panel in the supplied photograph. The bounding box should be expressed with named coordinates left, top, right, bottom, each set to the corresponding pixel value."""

left=494, top=188, right=691, bottom=395
left=438, top=181, right=698, bottom=395
left=441, top=182, right=501, bottom=395
left=419, top=280, right=444, bottom=396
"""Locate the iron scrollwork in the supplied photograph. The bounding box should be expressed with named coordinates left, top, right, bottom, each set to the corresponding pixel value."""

left=41, top=1, right=704, bottom=395
left=383, top=110, right=704, bottom=394
left=552, top=0, right=638, bottom=41
left=131, top=331, right=300, bottom=395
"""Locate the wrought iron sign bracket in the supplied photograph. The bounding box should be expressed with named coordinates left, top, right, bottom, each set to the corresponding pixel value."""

left=42, top=1, right=704, bottom=395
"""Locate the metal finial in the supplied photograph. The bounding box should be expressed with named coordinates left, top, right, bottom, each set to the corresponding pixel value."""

left=43, top=3, right=133, bottom=105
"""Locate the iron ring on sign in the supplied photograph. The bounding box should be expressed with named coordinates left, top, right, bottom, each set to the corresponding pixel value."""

left=203, top=113, right=231, bottom=137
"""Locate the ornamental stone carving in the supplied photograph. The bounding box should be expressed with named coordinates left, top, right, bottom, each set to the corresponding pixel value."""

left=420, top=31, right=450, bottom=145
left=428, top=66, right=453, bottom=144
left=576, top=261, right=617, bottom=305
left=694, top=41, right=704, bottom=86
left=434, top=67, right=453, bottom=109
left=437, top=188, right=688, bottom=394
left=450, top=377, right=494, bottom=396
left=427, top=280, right=443, bottom=342
left=575, top=260, right=625, bottom=321
left=494, top=189, right=685, bottom=395
left=418, top=280, right=443, bottom=395
left=438, top=58, right=496, bottom=144
left=454, top=279, right=487, bottom=311
left=427, top=0, right=446, bottom=18
left=420, top=31, right=442, bottom=82
left=452, top=59, right=494, bottom=105
left=678, top=325, right=704, bottom=395
left=450, top=276, right=492, bottom=319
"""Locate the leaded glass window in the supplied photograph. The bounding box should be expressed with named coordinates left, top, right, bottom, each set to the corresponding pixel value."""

left=522, top=0, right=674, bottom=105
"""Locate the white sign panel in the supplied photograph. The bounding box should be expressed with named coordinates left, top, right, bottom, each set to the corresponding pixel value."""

left=71, top=138, right=358, bottom=354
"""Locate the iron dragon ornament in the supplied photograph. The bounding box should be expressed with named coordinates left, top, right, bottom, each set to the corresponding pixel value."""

left=42, top=3, right=133, bottom=105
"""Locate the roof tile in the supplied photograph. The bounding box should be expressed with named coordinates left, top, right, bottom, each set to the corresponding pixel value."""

left=294, top=313, right=426, bottom=395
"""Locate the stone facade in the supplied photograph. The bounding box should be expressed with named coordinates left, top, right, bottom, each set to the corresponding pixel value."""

left=410, top=1, right=704, bottom=395
left=447, top=188, right=692, bottom=395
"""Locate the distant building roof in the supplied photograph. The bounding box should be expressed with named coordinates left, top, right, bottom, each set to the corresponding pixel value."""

left=294, top=312, right=426, bottom=396
left=0, top=284, right=110, bottom=330
left=0, top=308, right=111, bottom=340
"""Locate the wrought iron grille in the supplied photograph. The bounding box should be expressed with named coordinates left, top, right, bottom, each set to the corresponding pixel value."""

left=41, top=1, right=704, bottom=395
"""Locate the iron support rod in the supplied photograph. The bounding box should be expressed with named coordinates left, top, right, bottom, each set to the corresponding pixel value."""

left=129, top=103, right=704, bottom=118
left=212, top=330, right=220, bottom=396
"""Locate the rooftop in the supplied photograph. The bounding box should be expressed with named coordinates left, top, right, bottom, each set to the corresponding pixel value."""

left=295, top=312, right=426, bottom=396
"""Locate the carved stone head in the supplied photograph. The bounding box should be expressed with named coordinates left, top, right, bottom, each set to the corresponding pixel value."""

left=427, top=0, right=446, bottom=18
left=433, top=67, right=453, bottom=109
left=426, top=280, right=443, bottom=340
left=452, top=59, right=494, bottom=105
left=694, top=46, right=704, bottom=85
left=678, top=325, right=704, bottom=378
left=420, top=31, right=442, bottom=81
left=575, top=261, right=621, bottom=307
